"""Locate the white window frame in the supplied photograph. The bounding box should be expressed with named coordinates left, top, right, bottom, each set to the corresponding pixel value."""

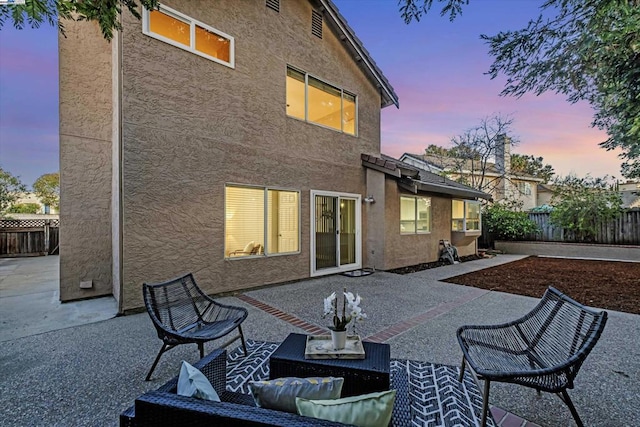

left=400, top=196, right=431, bottom=235
left=286, top=65, right=358, bottom=136
left=452, top=199, right=481, bottom=232
left=224, top=184, right=301, bottom=259
left=142, top=4, right=235, bottom=68
left=517, top=181, right=532, bottom=196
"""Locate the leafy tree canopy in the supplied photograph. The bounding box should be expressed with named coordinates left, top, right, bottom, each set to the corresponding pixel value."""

left=549, top=175, right=623, bottom=242
left=401, top=0, right=640, bottom=179
left=0, top=167, right=27, bottom=216
left=33, top=172, right=60, bottom=210
left=511, top=154, right=555, bottom=183
left=8, top=203, right=40, bottom=214
left=0, top=0, right=159, bottom=40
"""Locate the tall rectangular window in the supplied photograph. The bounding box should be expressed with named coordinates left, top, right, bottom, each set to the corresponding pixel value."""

left=225, top=185, right=299, bottom=258
left=143, top=4, right=234, bottom=68
left=286, top=66, right=357, bottom=136
left=400, top=196, right=431, bottom=234
left=452, top=200, right=481, bottom=232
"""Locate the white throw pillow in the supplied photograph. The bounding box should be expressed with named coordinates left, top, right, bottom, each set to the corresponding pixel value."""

left=176, top=361, right=220, bottom=402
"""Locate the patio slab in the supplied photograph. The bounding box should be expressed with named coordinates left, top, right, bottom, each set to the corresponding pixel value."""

left=0, top=254, right=637, bottom=426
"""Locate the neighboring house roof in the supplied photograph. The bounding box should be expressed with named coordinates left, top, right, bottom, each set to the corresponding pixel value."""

left=321, top=0, right=398, bottom=108
left=401, top=153, right=542, bottom=182
left=537, top=183, right=556, bottom=193
left=361, top=154, right=492, bottom=201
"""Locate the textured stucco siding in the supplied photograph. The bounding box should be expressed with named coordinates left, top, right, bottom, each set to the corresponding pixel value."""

left=59, top=20, right=114, bottom=301
left=382, top=180, right=479, bottom=270
left=118, top=1, right=382, bottom=311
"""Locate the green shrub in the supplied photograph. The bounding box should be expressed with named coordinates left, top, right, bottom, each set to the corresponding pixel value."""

left=482, top=200, right=539, bottom=240
left=7, top=203, right=40, bottom=214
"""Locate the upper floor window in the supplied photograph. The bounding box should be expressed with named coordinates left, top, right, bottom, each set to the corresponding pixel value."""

left=286, top=66, right=357, bottom=136
left=225, top=185, right=300, bottom=258
left=516, top=181, right=532, bottom=196
left=143, top=4, right=234, bottom=68
left=400, top=196, right=431, bottom=234
left=452, top=200, right=481, bottom=232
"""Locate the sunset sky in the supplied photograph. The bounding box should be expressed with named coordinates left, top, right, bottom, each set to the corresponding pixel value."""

left=0, top=0, right=624, bottom=188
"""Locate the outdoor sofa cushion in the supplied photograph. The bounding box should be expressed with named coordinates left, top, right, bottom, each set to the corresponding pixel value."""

left=249, top=376, right=344, bottom=413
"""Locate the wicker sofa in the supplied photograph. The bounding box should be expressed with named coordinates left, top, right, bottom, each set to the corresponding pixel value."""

left=120, top=348, right=353, bottom=427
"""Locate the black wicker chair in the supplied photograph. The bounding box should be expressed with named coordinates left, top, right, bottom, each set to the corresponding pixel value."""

left=143, top=273, right=248, bottom=381
left=457, top=286, right=607, bottom=427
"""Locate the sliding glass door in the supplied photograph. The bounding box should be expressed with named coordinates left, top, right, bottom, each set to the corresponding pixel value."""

left=311, top=191, right=361, bottom=275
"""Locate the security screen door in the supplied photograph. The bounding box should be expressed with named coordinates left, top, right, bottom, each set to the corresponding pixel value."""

left=311, top=191, right=361, bottom=275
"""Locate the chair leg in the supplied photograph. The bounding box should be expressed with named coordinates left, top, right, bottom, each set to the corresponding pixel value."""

left=458, top=356, right=466, bottom=382
left=559, top=390, right=584, bottom=427
left=238, top=325, right=248, bottom=355
left=145, top=343, right=170, bottom=381
left=480, top=379, right=490, bottom=427
left=198, top=342, right=205, bottom=359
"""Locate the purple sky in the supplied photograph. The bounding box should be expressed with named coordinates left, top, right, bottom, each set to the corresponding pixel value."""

left=0, top=0, right=623, bottom=189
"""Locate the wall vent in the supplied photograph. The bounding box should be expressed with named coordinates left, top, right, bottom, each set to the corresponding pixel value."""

left=266, top=0, right=279, bottom=13
left=311, top=10, right=323, bottom=39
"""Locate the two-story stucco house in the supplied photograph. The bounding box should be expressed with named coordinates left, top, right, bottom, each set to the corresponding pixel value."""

left=59, top=0, right=489, bottom=313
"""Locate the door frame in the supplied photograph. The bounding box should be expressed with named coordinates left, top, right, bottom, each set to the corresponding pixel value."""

left=310, top=190, right=362, bottom=277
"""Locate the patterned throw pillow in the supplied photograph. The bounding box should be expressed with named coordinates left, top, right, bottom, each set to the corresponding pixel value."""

left=248, top=377, right=344, bottom=413
left=296, top=389, right=396, bottom=427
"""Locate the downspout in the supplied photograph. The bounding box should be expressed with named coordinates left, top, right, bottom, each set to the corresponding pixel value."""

left=115, top=22, right=125, bottom=315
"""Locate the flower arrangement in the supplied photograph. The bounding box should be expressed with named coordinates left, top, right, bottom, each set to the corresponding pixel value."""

left=322, top=287, right=367, bottom=332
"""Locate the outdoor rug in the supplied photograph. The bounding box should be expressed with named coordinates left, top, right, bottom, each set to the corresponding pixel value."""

left=225, top=339, right=496, bottom=427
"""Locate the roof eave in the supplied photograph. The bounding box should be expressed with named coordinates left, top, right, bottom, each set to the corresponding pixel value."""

left=415, top=181, right=493, bottom=201
left=320, top=0, right=399, bottom=109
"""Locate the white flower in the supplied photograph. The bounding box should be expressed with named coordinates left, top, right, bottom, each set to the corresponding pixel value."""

left=323, top=292, right=336, bottom=316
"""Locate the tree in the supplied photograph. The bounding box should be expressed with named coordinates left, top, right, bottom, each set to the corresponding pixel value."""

left=0, top=167, right=27, bottom=216
left=424, top=114, right=518, bottom=194
left=7, top=203, right=40, bottom=214
left=0, top=0, right=158, bottom=41
left=33, top=172, right=60, bottom=210
left=549, top=175, right=623, bottom=242
left=400, top=0, right=640, bottom=179
left=511, top=154, right=555, bottom=184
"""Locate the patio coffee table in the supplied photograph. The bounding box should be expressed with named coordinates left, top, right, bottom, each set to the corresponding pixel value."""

left=269, top=333, right=390, bottom=397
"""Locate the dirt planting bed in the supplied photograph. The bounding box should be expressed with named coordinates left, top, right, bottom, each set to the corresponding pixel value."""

left=443, top=256, right=640, bottom=314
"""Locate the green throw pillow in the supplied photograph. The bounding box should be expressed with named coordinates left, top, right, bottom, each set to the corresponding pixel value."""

left=296, top=389, right=396, bottom=427
left=248, top=377, right=344, bottom=413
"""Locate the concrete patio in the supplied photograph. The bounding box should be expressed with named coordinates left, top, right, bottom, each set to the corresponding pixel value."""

left=0, top=255, right=638, bottom=426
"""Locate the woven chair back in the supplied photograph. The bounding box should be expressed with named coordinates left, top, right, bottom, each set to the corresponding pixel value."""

left=518, top=287, right=607, bottom=381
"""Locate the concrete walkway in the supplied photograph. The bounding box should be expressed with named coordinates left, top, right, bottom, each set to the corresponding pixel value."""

left=0, top=256, right=117, bottom=342
left=0, top=255, right=638, bottom=426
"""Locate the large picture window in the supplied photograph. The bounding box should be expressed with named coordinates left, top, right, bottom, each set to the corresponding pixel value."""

left=286, top=66, right=357, bottom=135
left=225, top=186, right=299, bottom=258
left=400, top=196, right=431, bottom=234
left=143, top=4, right=234, bottom=68
left=452, top=200, right=481, bottom=232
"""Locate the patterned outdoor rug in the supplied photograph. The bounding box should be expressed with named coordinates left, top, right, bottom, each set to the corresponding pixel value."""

left=226, top=339, right=495, bottom=427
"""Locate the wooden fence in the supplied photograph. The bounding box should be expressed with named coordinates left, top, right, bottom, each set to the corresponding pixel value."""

left=0, top=219, right=60, bottom=257
left=481, top=210, right=640, bottom=247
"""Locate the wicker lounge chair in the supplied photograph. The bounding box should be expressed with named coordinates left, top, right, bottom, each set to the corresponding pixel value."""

left=143, top=273, right=248, bottom=381
left=457, top=286, right=608, bottom=427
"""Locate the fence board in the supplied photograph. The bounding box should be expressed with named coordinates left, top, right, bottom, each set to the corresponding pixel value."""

left=0, top=219, right=60, bottom=257
left=482, top=210, right=640, bottom=247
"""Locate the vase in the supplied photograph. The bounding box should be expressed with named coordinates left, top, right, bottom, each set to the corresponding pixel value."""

left=330, top=329, right=347, bottom=350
